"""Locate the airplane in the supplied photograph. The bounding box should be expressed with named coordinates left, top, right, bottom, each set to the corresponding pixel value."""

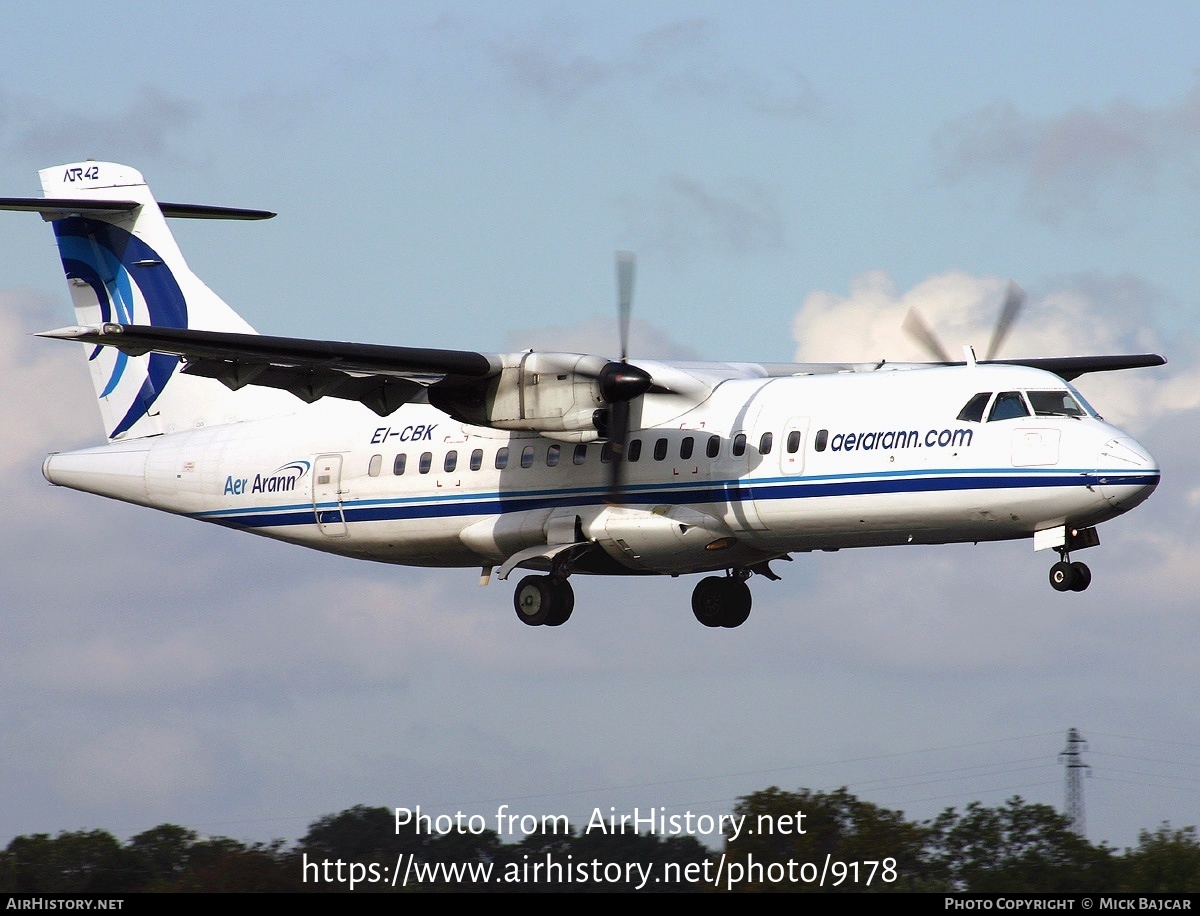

left=2, top=161, right=1165, bottom=628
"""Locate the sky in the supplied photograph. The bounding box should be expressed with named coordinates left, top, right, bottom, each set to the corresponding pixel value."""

left=2, top=1, right=1199, bottom=859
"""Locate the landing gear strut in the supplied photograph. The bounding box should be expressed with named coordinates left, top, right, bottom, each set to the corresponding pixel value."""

left=691, top=572, right=752, bottom=628
left=1049, top=548, right=1091, bottom=593
left=513, top=575, right=574, bottom=626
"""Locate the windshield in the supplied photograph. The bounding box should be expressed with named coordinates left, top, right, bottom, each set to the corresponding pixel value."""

left=1027, top=389, right=1086, bottom=418
left=1065, top=383, right=1102, bottom=419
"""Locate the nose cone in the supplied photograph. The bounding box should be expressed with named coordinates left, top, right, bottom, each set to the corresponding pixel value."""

left=1097, top=436, right=1160, bottom=511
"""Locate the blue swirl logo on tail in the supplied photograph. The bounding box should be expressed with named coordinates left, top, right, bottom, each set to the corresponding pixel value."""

left=53, top=217, right=188, bottom=437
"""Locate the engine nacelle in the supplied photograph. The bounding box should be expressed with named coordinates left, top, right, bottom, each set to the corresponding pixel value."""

left=429, top=352, right=613, bottom=442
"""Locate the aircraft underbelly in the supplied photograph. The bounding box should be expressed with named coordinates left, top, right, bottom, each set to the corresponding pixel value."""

left=588, top=504, right=740, bottom=573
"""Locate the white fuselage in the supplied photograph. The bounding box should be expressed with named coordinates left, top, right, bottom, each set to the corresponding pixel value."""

left=42, top=363, right=1159, bottom=578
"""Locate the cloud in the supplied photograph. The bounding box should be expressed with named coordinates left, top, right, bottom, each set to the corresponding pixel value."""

left=490, top=36, right=614, bottom=116
left=794, top=270, right=1020, bottom=363
left=0, top=289, right=99, bottom=474
left=11, top=88, right=200, bottom=161
left=621, top=175, right=786, bottom=257
left=486, top=16, right=817, bottom=119
left=936, top=83, right=1200, bottom=224
left=790, top=268, right=1193, bottom=430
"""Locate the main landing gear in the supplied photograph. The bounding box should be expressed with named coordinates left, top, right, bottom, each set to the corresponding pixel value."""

left=691, top=572, right=752, bottom=628
left=1049, top=548, right=1092, bottom=593
left=513, top=575, right=575, bottom=627
left=511, top=564, right=769, bottom=629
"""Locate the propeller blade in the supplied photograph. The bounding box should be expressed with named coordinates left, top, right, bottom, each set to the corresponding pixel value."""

left=605, top=400, right=631, bottom=503
left=615, top=251, right=635, bottom=362
left=985, top=281, right=1025, bottom=361
left=902, top=307, right=952, bottom=363
left=606, top=251, right=642, bottom=504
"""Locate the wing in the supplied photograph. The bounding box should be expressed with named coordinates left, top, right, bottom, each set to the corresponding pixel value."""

left=757, top=354, right=1167, bottom=381
left=41, top=322, right=1167, bottom=425
left=981, top=354, right=1167, bottom=380
left=39, top=323, right=499, bottom=417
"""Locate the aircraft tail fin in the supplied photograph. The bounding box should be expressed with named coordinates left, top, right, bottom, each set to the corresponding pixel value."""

left=3, top=161, right=293, bottom=439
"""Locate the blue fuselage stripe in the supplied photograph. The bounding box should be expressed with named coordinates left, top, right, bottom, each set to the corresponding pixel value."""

left=195, top=469, right=1160, bottom=530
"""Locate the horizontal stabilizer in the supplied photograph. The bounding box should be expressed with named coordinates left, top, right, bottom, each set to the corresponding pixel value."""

left=0, top=197, right=274, bottom=220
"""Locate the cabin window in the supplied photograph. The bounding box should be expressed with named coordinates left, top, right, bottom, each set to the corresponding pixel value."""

left=988, top=391, right=1030, bottom=421
left=600, top=442, right=614, bottom=463
left=680, top=436, right=694, bottom=460
left=627, top=439, right=642, bottom=462
left=444, top=450, right=458, bottom=473
left=419, top=452, right=432, bottom=474
left=495, top=447, right=509, bottom=470
left=368, top=454, right=382, bottom=477
left=573, top=444, right=588, bottom=465
left=814, top=429, right=828, bottom=452
left=521, top=446, right=536, bottom=468
left=546, top=444, right=561, bottom=467
left=1027, top=390, right=1085, bottom=418
left=653, top=438, right=668, bottom=461
left=759, top=432, right=773, bottom=455
left=706, top=435, right=720, bottom=459
left=957, top=392, right=992, bottom=422
left=470, top=448, right=483, bottom=471
left=732, top=433, right=747, bottom=457
left=393, top=454, right=407, bottom=475
left=786, top=430, right=802, bottom=453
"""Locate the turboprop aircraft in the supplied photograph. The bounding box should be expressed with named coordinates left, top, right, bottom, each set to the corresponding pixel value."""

left=3, top=162, right=1164, bottom=628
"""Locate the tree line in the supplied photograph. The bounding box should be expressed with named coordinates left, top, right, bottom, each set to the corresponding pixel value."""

left=2, top=788, right=1198, bottom=892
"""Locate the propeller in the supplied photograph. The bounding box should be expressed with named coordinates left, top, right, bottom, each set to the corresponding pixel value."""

left=902, top=280, right=1027, bottom=363
left=600, top=251, right=652, bottom=504
left=900, top=307, right=952, bottom=363
left=985, top=281, right=1025, bottom=361
left=616, top=250, right=635, bottom=361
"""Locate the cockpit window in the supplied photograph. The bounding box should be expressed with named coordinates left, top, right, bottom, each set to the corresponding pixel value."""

left=1027, top=390, right=1086, bottom=418
left=957, top=392, right=992, bottom=422
left=1067, top=384, right=1101, bottom=419
left=988, top=391, right=1030, bottom=421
